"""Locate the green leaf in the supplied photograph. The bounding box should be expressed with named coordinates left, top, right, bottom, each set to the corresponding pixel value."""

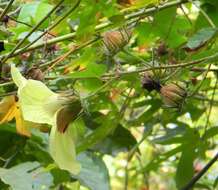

left=175, top=144, right=197, bottom=189
left=18, top=2, right=53, bottom=25
left=75, top=152, right=110, bottom=190
left=93, top=125, right=137, bottom=156
left=184, top=27, right=218, bottom=51
left=203, top=126, right=218, bottom=139
left=0, top=162, right=53, bottom=190
left=76, top=112, right=119, bottom=153
left=109, top=14, right=125, bottom=26
left=152, top=126, right=186, bottom=145
left=70, top=63, right=107, bottom=79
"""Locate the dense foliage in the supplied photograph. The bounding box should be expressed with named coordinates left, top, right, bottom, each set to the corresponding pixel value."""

left=0, top=0, right=218, bottom=189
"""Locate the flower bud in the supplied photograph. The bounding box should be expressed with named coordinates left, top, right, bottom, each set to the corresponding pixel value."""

left=160, top=83, right=187, bottom=109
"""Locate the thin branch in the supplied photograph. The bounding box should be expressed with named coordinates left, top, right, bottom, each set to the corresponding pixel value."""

left=21, top=0, right=81, bottom=52
left=191, top=67, right=218, bottom=72
left=104, top=52, right=218, bottom=78
left=0, top=0, right=190, bottom=60
left=1, top=0, right=65, bottom=63
left=1, top=52, right=218, bottom=88
left=9, top=16, right=56, bottom=37
left=190, top=0, right=216, bottom=28
left=179, top=5, right=193, bottom=26
left=204, top=73, right=218, bottom=134
left=0, top=0, right=15, bottom=21
left=124, top=158, right=129, bottom=190
left=40, top=37, right=100, bottom=69
left=181, top=152, right=218, bottom=190
left=188, top=62, right=212, bottom=97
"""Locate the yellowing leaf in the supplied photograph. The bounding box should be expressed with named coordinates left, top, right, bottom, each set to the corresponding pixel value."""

left=50, top=119, right=81, bottom=175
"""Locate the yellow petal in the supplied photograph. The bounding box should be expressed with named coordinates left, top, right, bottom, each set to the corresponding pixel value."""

left=11, top=65, right=27, bottom=88
left=49, top=119, right=81, bottom=175
left=18, top=80, right=61, bottom=125
left=14, top=105, right=31, bottom=137
left=0, top=96, right=17, bottom=124
left=11, top=65, right=66, bottom=125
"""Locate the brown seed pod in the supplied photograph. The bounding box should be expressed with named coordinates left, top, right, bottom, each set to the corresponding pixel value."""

left=103, top=28, right=131, bottom=54
left=26, top=67, right=44, bottom=81
left=141, top=72, right=162, bottom=92
left=160, top=83, right=187, bottom=109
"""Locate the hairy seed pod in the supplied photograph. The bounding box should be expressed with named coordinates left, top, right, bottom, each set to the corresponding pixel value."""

left=141, top=72, right=162, bottom=92
left=160, top=83, right=187, bottom=109
left=103, top=28, right=131, bottom=54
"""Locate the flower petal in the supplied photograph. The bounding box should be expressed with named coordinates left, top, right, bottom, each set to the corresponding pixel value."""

left=11, top=65, right=27, bottom=88
left=11, top=66, right=65, bottom=125
left=49, top=120, right=81, bottom=175
left=19, top=80, right=61, bottom=125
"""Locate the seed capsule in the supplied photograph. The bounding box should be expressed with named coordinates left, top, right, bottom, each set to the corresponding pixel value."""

left=103, top=28, right=131, bottom=54
left=160, top=83, right=187, bottom=109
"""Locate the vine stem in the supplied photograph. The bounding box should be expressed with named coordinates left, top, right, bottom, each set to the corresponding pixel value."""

left=190, top=0, right=216, bottom=28
left=0, top=0, right=15, bottom=21
left=203, top=72, right=218, bottom=134
left=181, top=152, right=218, bottom=190
left=0, top=0, right=190, bottom=60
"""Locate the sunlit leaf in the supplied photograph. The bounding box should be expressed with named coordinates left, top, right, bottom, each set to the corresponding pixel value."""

left=75, top=152, right=110, bottom=190
left=184, top=27, right=218, bottom=52
left=0, top=162, right=53, bottom=190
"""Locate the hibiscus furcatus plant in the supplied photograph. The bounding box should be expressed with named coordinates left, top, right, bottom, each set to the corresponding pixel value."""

left=11, top=65, right=82, bottom=175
